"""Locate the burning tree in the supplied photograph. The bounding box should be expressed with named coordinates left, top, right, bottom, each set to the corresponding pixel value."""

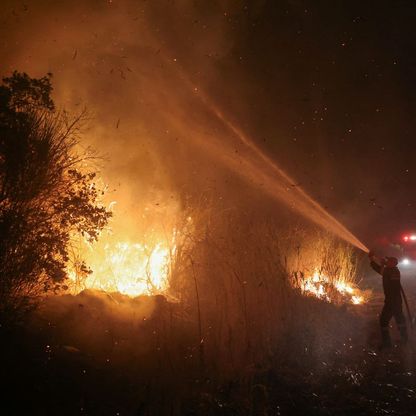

left=0, top=71, right=111, bottom=319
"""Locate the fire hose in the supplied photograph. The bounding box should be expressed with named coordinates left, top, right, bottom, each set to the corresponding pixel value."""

left=400, top=284, right=414, bottom=330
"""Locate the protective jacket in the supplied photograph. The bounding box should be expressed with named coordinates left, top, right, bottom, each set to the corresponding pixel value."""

left=370, top=261, right=401, bottom=302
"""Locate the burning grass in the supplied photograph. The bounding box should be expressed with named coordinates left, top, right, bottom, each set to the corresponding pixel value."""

left=51, top=200, right=370, bottom=383
left=296, top=269, right=365, bottom=304
left=65, top=202, right=368, bottom=315
left=4, top=201, right=384, bottom=415
left=278, top=227, right=369, bottom=305
left=67, top=239, right=174, bottom=297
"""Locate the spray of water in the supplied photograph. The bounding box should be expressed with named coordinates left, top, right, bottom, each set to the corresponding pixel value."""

left=171, top=68, right=368, bottom=252
left=204, top=97, right=369, bottom=253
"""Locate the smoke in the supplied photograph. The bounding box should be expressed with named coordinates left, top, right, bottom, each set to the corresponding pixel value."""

left=30, top=290, right=167, bottom=362
left=0, top=2, right=274, bottom=249
left=3, top=2, right=254, bottom=219
left=39, top=290, right=160, bottom=323
left=1, top=0, right=377, bottom=248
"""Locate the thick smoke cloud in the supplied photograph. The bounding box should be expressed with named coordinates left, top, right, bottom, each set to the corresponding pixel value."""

left=1, top=0, right=250, bottom=238
left=2, top=1, right=416, bottom=249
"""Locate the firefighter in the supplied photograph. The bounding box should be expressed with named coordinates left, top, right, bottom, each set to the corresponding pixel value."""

left=369, top=252, right=408, bottom=349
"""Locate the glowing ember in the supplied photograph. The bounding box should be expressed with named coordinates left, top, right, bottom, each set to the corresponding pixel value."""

left=297, top=269, right=365, bottom=305
left=67, top=240, right=173, bottom=297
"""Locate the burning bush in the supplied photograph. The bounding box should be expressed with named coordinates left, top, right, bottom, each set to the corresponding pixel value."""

left=0, top=72, right=111, bottom=319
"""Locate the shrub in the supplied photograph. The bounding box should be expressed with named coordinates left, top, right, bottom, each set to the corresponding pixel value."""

left=0, top=72, right=111, bottom=319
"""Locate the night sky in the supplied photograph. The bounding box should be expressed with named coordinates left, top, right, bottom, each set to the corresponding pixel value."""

left=2, top=0, right=416, bottom=250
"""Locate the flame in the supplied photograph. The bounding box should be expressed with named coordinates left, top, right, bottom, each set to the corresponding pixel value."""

left=297, top=269, right=365, bottom=305
left=67, top=240, right=173, bottom=297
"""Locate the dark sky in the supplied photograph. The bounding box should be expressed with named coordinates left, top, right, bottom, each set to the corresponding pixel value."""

left=197, top=1, right=416, bottom=246
left=2, top=0, right=416, bottom=249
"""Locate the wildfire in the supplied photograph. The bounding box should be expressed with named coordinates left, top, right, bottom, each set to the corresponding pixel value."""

left=67, top=240, right=174, bottom=297
left=297, top=270, right=365, bottom=305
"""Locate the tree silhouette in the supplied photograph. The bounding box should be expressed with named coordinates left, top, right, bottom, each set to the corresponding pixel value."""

left=0, top=71, right=112, bottom=319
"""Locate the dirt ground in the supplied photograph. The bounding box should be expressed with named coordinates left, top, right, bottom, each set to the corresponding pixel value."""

left=2, top=273, right=416, bottom=415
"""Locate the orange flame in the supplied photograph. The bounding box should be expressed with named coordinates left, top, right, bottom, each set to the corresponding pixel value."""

left=67, top=240, right=174, bottom=297
left=298, top=269, right=365, bottom=305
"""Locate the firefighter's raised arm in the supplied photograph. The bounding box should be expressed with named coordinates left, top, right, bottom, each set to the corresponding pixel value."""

left=369, top=251, right=382, bottom=275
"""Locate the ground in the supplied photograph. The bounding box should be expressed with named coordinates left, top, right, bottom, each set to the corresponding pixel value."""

left=1, top=275, right=416, bottom=415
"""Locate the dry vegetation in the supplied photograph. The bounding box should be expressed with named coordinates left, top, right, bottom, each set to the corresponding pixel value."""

left=168, top=201, right=363, bottom=373
left=0, top=72, right=111, bottom=320
left=4, top=199, right=416, bottom=415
